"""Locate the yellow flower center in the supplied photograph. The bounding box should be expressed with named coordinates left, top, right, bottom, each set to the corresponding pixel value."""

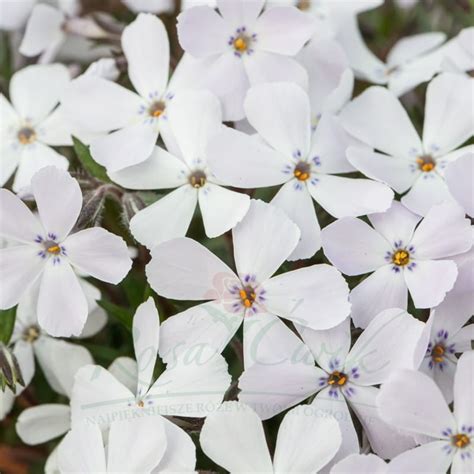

left=294, top=162, right=311, bottom=181
left=452, top=433, right=470, bottom=449
left=239, top=286, right=256, bottom=308
left=233, top=36, right=248, bottom=53
left=22, top=325, right=41, bottom=343
left=328, top=371, right=348, bottom=386
left=416, top=155, right=436, bottom=172
left=392, top=250, right=410, bottom=266
left=148, top=101, right=165, bottom=118
left=189, top=170, right=206, bottom=188
left=137, top=400, right=145, bottom=408
left=431, top=343, right=445, bottom=363
left=17, top=126, right=36, bottom=145
left=43, top=240, right=61, bottom=255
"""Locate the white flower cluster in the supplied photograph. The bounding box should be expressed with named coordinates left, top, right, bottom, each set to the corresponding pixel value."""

left=0, top=0, right=473, bottom=473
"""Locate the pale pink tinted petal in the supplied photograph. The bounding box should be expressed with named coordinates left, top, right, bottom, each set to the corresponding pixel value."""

left=350, top=265, right=408, bottom=329
left=377, top=369, right=456, bottom=438
left=453, top=351, right=474, bottom=430
left=177, top=6, right=229, bottom=57
left=331, top=454, right=387, bottom=474
left=321, top=217, right=389, bottom=276
left=445, top=153, right=474, bottom=217
left=340, top=86, right=422, bottom=159
left=255, top=6, right=314, bottom=55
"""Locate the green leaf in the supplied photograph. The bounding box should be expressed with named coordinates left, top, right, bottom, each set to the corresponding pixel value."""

left=97, top=300, right=132, bottom=332
left=0, top=306, right=16, bottom=344
left=73, top=136, right=111, bottom=183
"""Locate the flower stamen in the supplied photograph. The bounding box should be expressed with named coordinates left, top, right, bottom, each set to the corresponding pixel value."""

left=17, top=126, right=36, bottom=145
left=452, top=433, right=470, bottom=449
left=416, top=155, right=436, bottom=172
left=189, top=170, right=206, bottom=188
left=294, top=161, right=311, bottom=181
left=43, top=240, right=61, bottom=255
left=239, top=286, right=256, bottom=308
left=392, top=249, right=410, bottom=266
left=327, top=371, right=348, bottom=386
left=431, top=343, right=445, bottom=363
left=148, top=101, right=165, bottom=118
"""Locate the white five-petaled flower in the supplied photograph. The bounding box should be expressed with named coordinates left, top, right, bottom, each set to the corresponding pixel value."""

left=322, top=200, right=472, bottom=328
left=58, top=417, right=171, bottom=473
left=110, top=90, right=250, bottom=248
left=146, top=199, right=351, bottom=368
left=177, top=0, right=315, bottom=120
left=239, top=309, right=424, bottom=462
left=207, top=82, right=394, bottom=260
left=377, top=351, right=474, bottom=474
left=0, top=277, right=105, bottom=420
left=0, top=64, right=72, bottom=192
left=0, top=166, right=132, bottom=337
left=70, top=298, right=230, bottom=472
left=340, top=73, right=474, bottom=216
left=200, top=401, right=342, bottom=473
left=62, top=13, right=192, bottom=172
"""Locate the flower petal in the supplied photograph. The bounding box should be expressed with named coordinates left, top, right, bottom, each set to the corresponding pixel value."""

left=216, top=0, right=264, bottom=24
left=233, top=199, right=300, bottom=283
left=90, top=121, right=158, bottom=172
left=122, top=14, right=169, bottom=99
left=146, top=237, right=238, bottom=300
left=239, top=361, right=323, bottom=420
left=16, top=404, right=71, bottom=445
left=107, top=416, right=167, bottom=473
left=423, top=73, right=474, bottom=156
left=167, top=90, right=222, bottom=166
left=453, top=351, right=474, bottom=430
left=108, top=357, right=138, bottom=394
left=349, top=385, right=416, bottom=459
left=10, top=64, right=70, bottom=125
left=321, top=217, right=390, bottom=276
left=159, top=301, right=243, bottom=365
left=387, top=441, right=454, bottom=474
left=37, top=260, right=88, bottom=337
left=255, top=6, right=314, bottom=55
left=19, top=4, right=64, bottom=58
left=62, top=76, right=142, bottom=132
left=410, top=201, right=472, bottom=260
left=63, top=227, right=132, bottom=284
left=401, top=172, right=453, bottom=217
left=244, top=82, right=311, bottom=157
left=377, top=369, right=456, bottom=438
left=368, top=200, right=421, bottom=250
left=346, top=308, right=424, bottom=385
left=149, top=349, right=230, bottom=417
left=31, top=166, right=82, bottom=241
left=57, top=422, right=106, bottom=472
left=310, top=388, right=360, bottom=471
left=332, top=454, right=387, bottom=474
left=0, top=245, right=45, bottom=309
left=199, top=183, right=250, bottom=238
left=177, top=6, right=229, bottom=57
left=110, top=146, right=188, bottom=190
left=347, top=146, right=416, bottom=194
left=0, top=188, right=43, bottom=244
left=445, top=153, right=474, bottom=217
left=350, top=265, right=408, bottom=329
left=207, top=126, right=291, bottom=188
left=199, top=401, right=273, bottom=473
left=271, top=180, right=321, bottom=260
left=261, top=264, right=351, bottom=331
left=132, top=299, right=160, bottom=397
left=340, top=86, right=422, bottom=160
left=130, top=186, right=198, bottom=249
left=12, top=142, right=69, bottom=193
left=309, top=174, right=394, bottom=218
left=0, top=143, right=21, bottom=188
left=273, top=404, right=341, bottom=473
left=405, top=259, right=458, bottom=309
left=295, top=317, right=351, bottom=374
